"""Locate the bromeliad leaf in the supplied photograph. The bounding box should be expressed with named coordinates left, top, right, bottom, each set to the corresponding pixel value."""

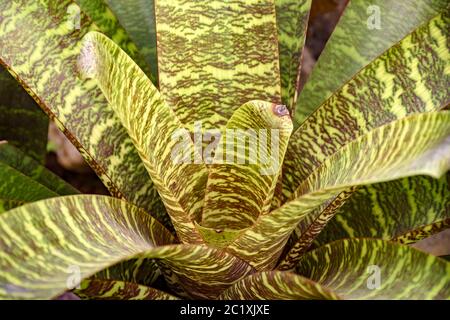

left=0, top=67, right=48, bottom=163
left=282, top=9, right=450, bottom=203
left=201, top=102, right=293, bottom=231
left=275, top=8, right=450, bottom=251
left=75, top=0, right=154, bottom=82
left=228, top=112, right=450, bottom=270
left=295, top=239, right=450, bottom=299
left=294, top=0, right=449, bottom=124
left=219, top=271, right=340, bottom=300
left=0, top=143, right=79, bottom=213
left=75, top=279, right=178, bottom=300
left=0, top=195, right=254, bottom=299
left=0, top=0, right=167, bottom=224
left=155, top=0, right=282, bottom=131
left=275, top=0, right=312, bottom=112
left=313, top=174, right=450, bottom=247
left=0, top=195, right=173, bottom=299
left=78, top=31, right=208, bottom=243
left=105, top=0, right=158, bottom=82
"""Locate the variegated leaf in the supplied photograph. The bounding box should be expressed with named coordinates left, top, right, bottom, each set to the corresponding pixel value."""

left=0, top=143, right=79, bottom=213
left=75, top=0, right=153, bottom=81
left=282, top=9, right=450, bottom=203
left=201, top=102, right=293, bottom=231
left=219, top=271, right=339, bottom=300
left=105, top=0, right=158, bottom=82
left=275, top=0, right=312, bottom=112
left=228, top=112, right=450, bottom=270
left=155, top=0, right=282, bottom=131
left=75, top=279, right=178, bottom=300
left=0, top=195, right=255, bottom=299
left=294, top=0, right=449, bottom=124
left=313, top=174, right=450, bottom=248
left=296, top=239, right=450, bottom=299
left=0, top=67, right=48, bottom=163
left=78, top=31, right=209, bottom=243
left=0, top=0, right=167, bottom=226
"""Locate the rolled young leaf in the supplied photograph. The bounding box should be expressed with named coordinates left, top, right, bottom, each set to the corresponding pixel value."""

left=218, top=271, right=340, bottom=300
left=201, top=102, right=293, bottom=231
left=294, top=0, right=449, bottom=124
left=155, top=0, right=282, bottom=131
left=228, top=112, right=450, bottom=270
left=0, top=0, right=167, bottom=224
left=295, top=239, right=450, bottom=299
left=78, top=31, right=209, bottom=243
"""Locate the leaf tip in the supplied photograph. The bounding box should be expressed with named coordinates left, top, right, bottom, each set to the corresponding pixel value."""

left=77, top=32, right=99, bottom=80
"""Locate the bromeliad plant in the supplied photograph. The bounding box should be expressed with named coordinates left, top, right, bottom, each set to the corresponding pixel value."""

left=0, top=0, right=449, bottom=300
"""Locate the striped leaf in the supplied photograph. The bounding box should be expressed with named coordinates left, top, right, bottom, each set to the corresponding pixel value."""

left=0, top=0, right=167, bottom=225
left=78, top=31, right=209, bottom=243
left=294, top=0, right=449, bottom=124
left=228, top=112, right=450, bottom=270
left=282, top=9, right=450, bottom=203
left=75, top=279, right=178, bottom=300
left=295, top=239, right=450, bottom=299
left=0, top=195, right=173, bottom=299
left=105, top=0, right=158, bottom=82
left=313, top=174, right=450, bottom=248
left=0, top=195, right=255, bottom=299
left=219, top=271, right=339, bottom=300
left=201, top=102, right=293, bottom=231
left=75, top=0, right=154, bottom=82
left=0, top=143, right=79, bottom=213
left=155, top=0, right=282, bottom=131
left=275, top=0, right=312, bottom=112
left=0, top=67, right=48, bottom=163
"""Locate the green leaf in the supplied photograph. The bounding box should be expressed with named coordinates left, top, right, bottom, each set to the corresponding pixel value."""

left=0, top=0, right=167, bottom=225
left=91, top=257, right=162, bottom=287
left=105, top=0, right=158, bottom=82
left=0, top=143, right=78, bottom=213
left=154, top=0, right=282, bottom=131
left=294, top=0, right=449, bottom=124
left=0, top=195, right=254, bottom=299
left=282, top=9, right=450, bottom=203
left=75, top=279, right=178, bottom=300
left=0, top=67, right=48, bottom=163
left=201, top=102, right=293, bottom=231
left=314, top=174, right=450, bottom=247
left=295, top=239, right=450, bottom=299
left=0, top=195, right=173, bottom=299
left=219, top=271, right=340, bottom=300
left=275, top=0, right=312, bottom=112
left=79, top=31, right=208, bottom=244
left=228, top=112, right=450, bottom=270
left=75, top=0, right=154, bottom=82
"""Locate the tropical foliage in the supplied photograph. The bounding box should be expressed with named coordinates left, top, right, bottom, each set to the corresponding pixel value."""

left=0, top=0, right=449, bottom=300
